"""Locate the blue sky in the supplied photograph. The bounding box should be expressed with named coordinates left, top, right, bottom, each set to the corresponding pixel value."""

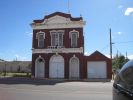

left=0, top=0, right=133, bottom=61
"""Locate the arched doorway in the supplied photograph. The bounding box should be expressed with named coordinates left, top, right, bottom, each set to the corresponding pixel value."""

left=49, top=55, right=64, bottom=78
left=35, top=57, right=45, bottom=78
left=69, top=57, right=79, bottom=78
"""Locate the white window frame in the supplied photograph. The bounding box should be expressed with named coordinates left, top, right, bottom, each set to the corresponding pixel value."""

left=36, top=31, right=45, bottom=48
left=50, top=30, right=64, bottom=47
left=69, top=30, right=79, bottom=48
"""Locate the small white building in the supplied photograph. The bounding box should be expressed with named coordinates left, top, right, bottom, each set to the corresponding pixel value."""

left=0, top=61, right=31, bottom=72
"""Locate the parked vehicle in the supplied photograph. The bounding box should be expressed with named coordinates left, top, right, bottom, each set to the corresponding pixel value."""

left=113, top=60, right=133, bottom=100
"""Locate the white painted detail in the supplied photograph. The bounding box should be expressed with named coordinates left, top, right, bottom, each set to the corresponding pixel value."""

left=48, top=46, right=64, bottom=49
left=50, top=30, right=65, bottom=34
left=69, top=30, right=79, bottom=47
left=87, top=61, right=107, bottom=78
left=35, top=57, right=45, bottom=78
left=69, top=57, right=79, bottom=78
left=31, top=15, right=85, bottom=29
left=31, top=22, right=85, bottom=29
left=43, top=15, right=69, bottom=24
left=32, top=47, right=83, bottom=54
left=49, top=55, right=64, bottom=78
left=36, top=31, right=45, bottom=39
left=69, top=30, right=79, bottom=38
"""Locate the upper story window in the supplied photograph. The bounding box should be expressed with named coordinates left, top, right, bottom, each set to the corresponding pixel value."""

left=36, top=31, right=45, bottom=48
left=50, top=30, right=64, bottom=47
left=69, top=30, right=79, bottom=48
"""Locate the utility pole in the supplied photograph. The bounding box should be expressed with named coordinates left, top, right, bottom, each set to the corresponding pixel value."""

left=110, top=28, right=113, bottom=60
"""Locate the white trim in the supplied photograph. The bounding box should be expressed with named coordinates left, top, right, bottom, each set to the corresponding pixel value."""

left=36, top=31, right=45, bottom=39
left=37, top=33, right=45, bottom=48
left=36, top=31, right=45, bottom=48
left=49, top=54, right=64, bottom=63
left=32, top=47, right=83, bottom=54
left=69, top=55, right=80, bottom=64
left=50, top=30, right=65, bottom=33
left=69, top=56, right=80, bottom=78
left=31, top=21, right=85, bottom=29
left=69, top=30, right=79, bottom=47
left=69, top=30, right=79, bottom=38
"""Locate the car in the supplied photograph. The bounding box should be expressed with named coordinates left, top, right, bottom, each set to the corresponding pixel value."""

left=113, top=60, right=133, bottom=100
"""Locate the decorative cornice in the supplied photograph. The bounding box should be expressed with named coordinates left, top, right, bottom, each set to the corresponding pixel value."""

left=31, top=21, right=85, bottom=29
left=32, top=47, right=83, bottom=54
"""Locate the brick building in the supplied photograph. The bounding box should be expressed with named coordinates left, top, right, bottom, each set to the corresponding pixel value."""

left=31, top=12, right=112, bottom=79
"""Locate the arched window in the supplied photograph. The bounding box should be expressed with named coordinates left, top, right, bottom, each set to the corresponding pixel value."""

left=36, top=32, right=45, bottom=48
left=35, top=56, right=45, bottom=78
left=69, top=30, right=79, bottom=48
left=69, top=56, right=79, bottom=78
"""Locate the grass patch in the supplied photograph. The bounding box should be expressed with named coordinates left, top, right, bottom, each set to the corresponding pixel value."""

left=0, top=72, right=31, bottom=77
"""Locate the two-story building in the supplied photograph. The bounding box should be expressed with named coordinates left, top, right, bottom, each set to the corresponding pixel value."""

left=31, top=12, right=112, bottom=79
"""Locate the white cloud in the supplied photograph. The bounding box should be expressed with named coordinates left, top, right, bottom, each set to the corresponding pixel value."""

left=105, top=54, right=133, bottom=60
left=117, top=32, right=122, bottom=35
left=128, top=55, right=133, bottom=60
left=15, top=54, right=19, bottom=59
left=105, top=54, right=110, bottom=58
left=20, top=57, right=28, bottom=61
left=84, top=52, right=89, bottom=56
left=105, top=54, right=116, bottom=59
left=26, top=32, right=33, bottom=37
left=14, top=54, right=28, bottom=61
left=124, top=8, right=133, bottom=16
left=29, top=32, right=33, bottom=35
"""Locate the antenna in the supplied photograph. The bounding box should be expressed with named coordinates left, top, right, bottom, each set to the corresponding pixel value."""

left=80, top=14, right=82, bottom=17
left=68, top=0, right=70, bottom=13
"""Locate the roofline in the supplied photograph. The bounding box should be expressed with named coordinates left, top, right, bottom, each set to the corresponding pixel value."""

left=33, top=12, right=83, bottom=23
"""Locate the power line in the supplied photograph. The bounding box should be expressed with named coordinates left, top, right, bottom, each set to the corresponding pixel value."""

left=113, top=41, right=133, bottom=44
left=113, top=45, right=124, bottom=55
left=100, top=44, right=109, bottom=52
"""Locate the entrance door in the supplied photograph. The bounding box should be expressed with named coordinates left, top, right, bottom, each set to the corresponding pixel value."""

left=69, top=57, right=79, bottom=78
left=49, top=55, right=64, bottom=78
left=35, top=58, right=45, bottom=78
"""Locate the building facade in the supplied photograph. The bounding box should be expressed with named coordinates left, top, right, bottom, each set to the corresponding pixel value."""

left=31, top=12, right=112, bottom=79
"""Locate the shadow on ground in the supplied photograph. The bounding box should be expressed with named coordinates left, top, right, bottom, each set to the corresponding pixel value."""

left=0, top=77, right=111, bottom=85
left=0, top=77, right=68, bottom=85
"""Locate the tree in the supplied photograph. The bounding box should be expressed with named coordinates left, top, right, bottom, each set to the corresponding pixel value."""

left=112, top=54, right=129, bottom=70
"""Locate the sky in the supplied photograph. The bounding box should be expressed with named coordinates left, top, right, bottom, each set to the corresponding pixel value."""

left=0, top=0, right=133, bottom=61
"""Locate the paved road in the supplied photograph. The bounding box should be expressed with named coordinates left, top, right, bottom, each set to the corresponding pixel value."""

left=0, top=78, right=113, bottom=100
